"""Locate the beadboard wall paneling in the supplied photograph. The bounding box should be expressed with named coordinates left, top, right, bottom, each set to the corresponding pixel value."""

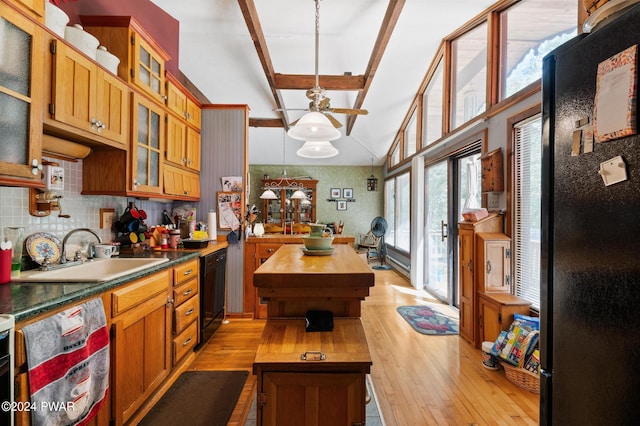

left=196, top=106, right=248, bottom=314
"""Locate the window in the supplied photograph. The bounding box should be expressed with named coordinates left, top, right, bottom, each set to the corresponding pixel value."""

left=499, top=0, right=577, bottom=99
left=404, top=108, right=417, bottom=158
left=513, top=114, right=542, bottom=309
left=450, top=22, right=487, bottom=129
left=422, top=59, right=444, bottom=147
left=384, top=173, right=410, bottom=252
left=389, top=137, right=400, bottom=167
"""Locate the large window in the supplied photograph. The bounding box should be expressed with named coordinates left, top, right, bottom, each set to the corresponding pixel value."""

left=513, top=114, right=542, bottom=309
left=384, top=172, right=410, bottom=252
left=404, top=109, right=417, bottom=158
left=422, top=59, right=444, bottom=147
left=450, top=22, right=487, bottom=129
left=499, top=0, right=577, bottom=99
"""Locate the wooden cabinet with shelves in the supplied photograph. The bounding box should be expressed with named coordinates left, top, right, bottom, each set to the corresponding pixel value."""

left=166, top=113, right=201, bottom=171
left=478, top=292, right=531, bottom=345
left=46, top=39, right=129, bottom=147
left=81, top=16, right=170, bottom=105
left=253, top=319, right=371, bottom=426
left=0, top=3, right=44, bottom=187
left=476, top=232, right=511, bottom=293
left=172, top=258, right=199, bottom=366
left=166, top=74, right=201, bottom=130
left=458, top=214, right=503, bottom=346
left=131, top=92, right=165, bottom=195
left=262, top=179, right=317, bottom=228
left=110, top=269, right=172, bottom=425
left=163, top=163, right=200, bottom=200
left=8, top=0, right=43, bottom=19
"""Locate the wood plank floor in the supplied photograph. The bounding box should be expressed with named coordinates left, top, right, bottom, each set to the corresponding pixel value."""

left=189, top=262, right=539, bottom=425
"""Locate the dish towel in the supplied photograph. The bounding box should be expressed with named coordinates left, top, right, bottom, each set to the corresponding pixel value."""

left=22, top=297, right=110, bottom=426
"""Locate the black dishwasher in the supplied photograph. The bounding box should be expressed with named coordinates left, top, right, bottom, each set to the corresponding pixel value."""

left=197, top=248, right=227, bottom=348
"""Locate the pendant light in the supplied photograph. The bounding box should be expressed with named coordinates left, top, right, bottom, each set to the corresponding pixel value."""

left=297, top=140, right=339, bottom=158
left=367, top=157, right=378, bottom=191
left=288, top=0, right=341, bottom=147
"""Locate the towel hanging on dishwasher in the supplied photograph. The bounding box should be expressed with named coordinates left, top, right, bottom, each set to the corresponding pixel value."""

left=22, top=297, right=110, bottom=426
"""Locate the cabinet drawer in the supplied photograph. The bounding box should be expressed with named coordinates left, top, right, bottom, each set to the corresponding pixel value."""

left=257, top=243, right=282, bottom=259
left=173, top=277, right=198, bottom=306
left=112, top=270, right=170, bottom=317
left=173, top=319, right=198, bottom=364
left=174, top=294, right=199, bottom=334
left=174, top=259, right=198, bottom=286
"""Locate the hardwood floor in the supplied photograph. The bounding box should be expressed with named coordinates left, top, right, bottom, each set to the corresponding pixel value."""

left=189, top=263, right=539, bottom=425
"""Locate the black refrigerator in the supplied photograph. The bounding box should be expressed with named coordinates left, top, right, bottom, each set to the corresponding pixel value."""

left=541, top=3, right=640, bottom=425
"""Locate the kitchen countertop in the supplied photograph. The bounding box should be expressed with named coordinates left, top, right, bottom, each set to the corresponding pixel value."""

left=0, top=241, right=228, bottom=322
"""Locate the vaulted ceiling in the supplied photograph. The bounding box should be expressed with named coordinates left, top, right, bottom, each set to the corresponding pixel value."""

left=151, top=0, right=497, bottom=166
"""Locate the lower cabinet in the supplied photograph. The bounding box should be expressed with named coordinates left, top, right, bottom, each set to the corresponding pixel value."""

left=110, top=270, right=172, bottom=425
left=253, top=318, right=371, bottom=426
left=172, top=258, right=200, bottom=366
left=477, top=292, right=531, bottom=345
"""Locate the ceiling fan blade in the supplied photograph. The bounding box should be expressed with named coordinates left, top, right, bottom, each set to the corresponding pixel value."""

left=328, top=108, right=369, bottom=115
left=324, top=113, right=343, bottom=128
left=317, top=97, right=331, bottom=110
left=273, top=108, right=310, bottom=112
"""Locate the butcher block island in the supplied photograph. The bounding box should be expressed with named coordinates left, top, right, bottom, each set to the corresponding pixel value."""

left=253, top=244, right=374, bottom=318
left=252, top=244, right=374, bottom=425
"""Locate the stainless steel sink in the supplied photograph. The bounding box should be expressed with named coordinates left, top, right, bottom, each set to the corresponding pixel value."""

left=14, top=258, right=170, bottom=283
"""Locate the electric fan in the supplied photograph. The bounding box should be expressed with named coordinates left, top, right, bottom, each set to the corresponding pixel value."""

left=370, top=217, right=391, bottom=270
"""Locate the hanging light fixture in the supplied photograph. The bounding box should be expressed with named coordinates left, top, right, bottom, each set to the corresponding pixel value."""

left=367, top=157, right=378, bottom=191
left=297, top=140, right=339, bottom=158
left=260, top=132, right=310, bottom=199
left=288, top=0, right=341, bottom=148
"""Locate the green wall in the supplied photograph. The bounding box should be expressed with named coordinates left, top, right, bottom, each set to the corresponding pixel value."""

left=249, top=165, right=384, bottom=239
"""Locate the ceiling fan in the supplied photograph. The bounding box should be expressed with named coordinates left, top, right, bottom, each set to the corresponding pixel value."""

left=275, top=0, right=368, bottom=129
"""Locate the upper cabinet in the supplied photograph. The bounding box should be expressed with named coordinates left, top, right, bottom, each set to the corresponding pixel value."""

left=165, top=73, right=201, bottom=172
left=46, top=38, right=129, bottom=147
left=166, top=74, right=201, bottom=129
left=131, top=92, right=164, bottom=195
left=81, top=16, right=170, bottom=105
left=262, top=179, right=317, bottom=229
left=0, top=3, right=45, bottom=187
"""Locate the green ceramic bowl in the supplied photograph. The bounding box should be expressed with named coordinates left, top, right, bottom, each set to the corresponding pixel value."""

left=302, top=236, right=334, bottom=250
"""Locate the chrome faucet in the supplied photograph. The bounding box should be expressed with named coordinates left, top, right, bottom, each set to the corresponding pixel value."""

left=61, top=228, right=102, bottom=264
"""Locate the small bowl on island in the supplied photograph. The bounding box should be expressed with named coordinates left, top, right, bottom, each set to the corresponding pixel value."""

left=302, top=235, right=334, bottom=251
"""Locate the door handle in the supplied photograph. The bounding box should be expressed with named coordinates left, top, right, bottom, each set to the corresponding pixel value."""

left=441, top=220, right=448, bottom=241
left=486, top=260, right=492, bottom=274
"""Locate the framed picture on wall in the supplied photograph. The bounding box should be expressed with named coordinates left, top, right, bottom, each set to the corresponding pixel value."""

left=343, top=188, right=353, bottom=198
left=337, top=200, right=347, bottom=211
left=330, top=188, right=341, bottom=198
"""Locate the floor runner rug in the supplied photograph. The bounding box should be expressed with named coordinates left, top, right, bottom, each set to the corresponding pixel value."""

left=140, top=370, right=248, bottom=426
left=397, top=304, right=459, bottom=335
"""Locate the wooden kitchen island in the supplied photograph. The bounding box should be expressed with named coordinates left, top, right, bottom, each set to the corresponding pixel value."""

left=253, top=243, right=374, bottom=318
left=252, top=244, right=374, bottom=425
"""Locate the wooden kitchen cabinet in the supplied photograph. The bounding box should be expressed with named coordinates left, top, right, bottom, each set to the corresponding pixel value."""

left=131, top=92, right=165, bottom=195
left=476, top=232, right=511, bottom=293
left=172, top=258, right=200, bottom=365
left=254, top=319, right=371, bottom=426
left=163, top=163, right=200, bottom=200
left=166, top=113, right=201, bottom=172
left=47, top=39, right=129, bottom=147
left=7, top=0, right=43, bottom=18
left=166, top=73, right=202, bottom=130
left=0, top=3, right=44, bottom=187
left=458, top=214, right=503, bottom=346
left=82, top=16, right=170, bottom=105
left=478, top=292, right=531, bottom=345
left=110, top=270, right=172, bottom=425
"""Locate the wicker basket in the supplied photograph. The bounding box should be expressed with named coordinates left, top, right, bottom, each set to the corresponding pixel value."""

left=500, top=361, right=540, bottom=394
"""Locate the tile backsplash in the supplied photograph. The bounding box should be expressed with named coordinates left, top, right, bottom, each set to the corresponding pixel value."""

left=0, top=157, right=172, bottom=259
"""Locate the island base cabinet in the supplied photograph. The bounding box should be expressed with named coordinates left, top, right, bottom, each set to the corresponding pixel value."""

left=259, top=372, right=365, bottom=426
left=253, top=318, right=371, bottom=426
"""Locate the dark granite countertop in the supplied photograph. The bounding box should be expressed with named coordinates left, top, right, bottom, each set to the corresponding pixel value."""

left=0, top=251, right=201, bottom=323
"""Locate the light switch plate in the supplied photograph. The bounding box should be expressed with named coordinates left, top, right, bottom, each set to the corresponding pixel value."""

left=487, top=193, right=499, bottom=210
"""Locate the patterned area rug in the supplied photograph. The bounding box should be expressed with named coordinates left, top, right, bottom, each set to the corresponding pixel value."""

left=397, top=304, right=459, bottom=335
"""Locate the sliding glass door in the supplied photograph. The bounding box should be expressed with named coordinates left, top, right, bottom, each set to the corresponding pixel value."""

left=424, top=151, right=481, bottom=306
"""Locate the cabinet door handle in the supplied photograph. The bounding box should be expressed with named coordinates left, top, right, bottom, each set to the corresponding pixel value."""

left=183, top=269, right=193, bottom=276
left=185, top=308, right=194, bottom=316
left=486, top=260, right=492, bottom=274
left=441, top=220, right=448, bottom=241
left=182, top=288, right=193, bottom=297
left=266, top=248, right=274, bottom=253
left=182, top=336, right=192, bottom=347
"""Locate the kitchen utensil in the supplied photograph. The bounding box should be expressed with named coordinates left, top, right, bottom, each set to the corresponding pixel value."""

left=95, top=45, right=120, bottom=74
left=302, top=236, right=334, bottom=250
left=93, top=244, right=114, bottom=258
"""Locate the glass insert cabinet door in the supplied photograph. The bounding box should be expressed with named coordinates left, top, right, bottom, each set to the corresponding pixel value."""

left=262, top=179, right=317, bottom=230
left=0, top=4, right=43, bottom=182
left=131, top=93, right=164, bottom=194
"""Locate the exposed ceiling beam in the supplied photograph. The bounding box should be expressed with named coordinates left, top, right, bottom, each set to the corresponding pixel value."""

left=274, top=74, right=365, bottom=91
left=237, top=0, right=289, bottom=129
left=346, top=0, right=406, bottom=134
left=249, top=118, right=284, bottom=128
